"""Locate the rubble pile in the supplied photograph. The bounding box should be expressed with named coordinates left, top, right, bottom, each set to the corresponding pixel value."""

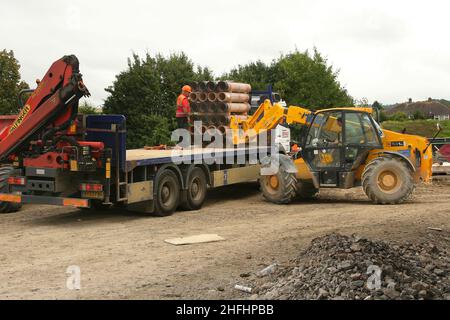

left=254, top=233, right=449, bottom=300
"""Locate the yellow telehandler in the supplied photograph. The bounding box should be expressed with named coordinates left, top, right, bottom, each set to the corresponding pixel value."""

left=230, top=100, right=433, bottom=205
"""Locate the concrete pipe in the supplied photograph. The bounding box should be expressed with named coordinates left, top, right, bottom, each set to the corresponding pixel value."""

left=196, top=102, right=207, bottom=113
left=188, top=82, right=199, bottom=92
left=207, top=102, right=218, bottom=113
left=215, top=102, right=227, bottom=113
left=217, top=92, right=250, bottom=103
left=203, top=115, right=213, bottom=125
left=198, top=81, right=208, bottom=92
left=215, top=102, right=250, bottom=113
left=190, top=102, right=200, bottom=113
left=226, top=103, right=251, bottom=113
left=198, top=92, right=208, bottom=102
left=206, top=81, right=217, bottom=92
left=217, top=81, right=252, bottom=93
left=193, top=114, right=208, bottom=126
left=209, top=115, right=218, bottom=126
left=189, top=92, right=198, bottom=102
left=216, top=114, right=230, bottom=126
left=207, top=92, right=218, bottom=102
left=190, top=113, right=203, bottom=123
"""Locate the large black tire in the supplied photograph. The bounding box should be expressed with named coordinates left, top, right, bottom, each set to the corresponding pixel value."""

left=260, top=166, right=297, bottom=204
left=295, top=180, right=319, bottom=200
left=153, top=169, right=180, bottom=217
left=179, top=167, right=207, bottom=211
left=362, top=156, right=414, bottom=204
left=0, top=166, right=21, bottom=214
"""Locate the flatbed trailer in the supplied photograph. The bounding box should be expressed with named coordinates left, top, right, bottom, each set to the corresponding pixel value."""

left=0, top=115, right=271, bottom=216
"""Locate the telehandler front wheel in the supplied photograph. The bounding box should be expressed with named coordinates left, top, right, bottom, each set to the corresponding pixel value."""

left=260, top=167, right=297, bottom=204
left=362, top=156, right=414, bottom=205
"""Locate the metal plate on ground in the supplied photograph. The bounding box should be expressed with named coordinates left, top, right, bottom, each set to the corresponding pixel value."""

left=164, top=234, right=225, bottom=246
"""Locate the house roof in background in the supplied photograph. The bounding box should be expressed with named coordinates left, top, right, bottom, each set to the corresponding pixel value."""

left=386, top=99, right=450, bottom=115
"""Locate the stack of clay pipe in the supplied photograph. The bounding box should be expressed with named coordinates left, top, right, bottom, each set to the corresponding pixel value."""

left=188, top=81, right=251, bottom=135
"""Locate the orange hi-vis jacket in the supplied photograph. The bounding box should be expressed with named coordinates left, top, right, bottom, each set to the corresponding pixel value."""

left=176, top=94, right=190, bottom=118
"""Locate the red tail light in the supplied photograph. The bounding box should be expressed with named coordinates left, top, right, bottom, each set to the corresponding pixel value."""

left=79, top=183, right=103, bottom=192
left=8, top=177, right=26, bottom=185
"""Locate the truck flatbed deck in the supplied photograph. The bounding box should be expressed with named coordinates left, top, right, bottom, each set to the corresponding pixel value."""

left=125, top=146, right=270, bottom=170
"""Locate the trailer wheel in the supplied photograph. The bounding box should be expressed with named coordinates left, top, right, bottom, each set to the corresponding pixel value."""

left=180, top=167, right=207, bottom=211
left=0, top=166, right=21, bottom=214
left=362, top=156, right=414, bottom=204
left=154, top=169, right=180, bottom=216
left=260, top=166, right=297, bottom=204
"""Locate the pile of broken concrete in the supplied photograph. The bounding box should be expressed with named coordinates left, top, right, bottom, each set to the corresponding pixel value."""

left=252, top=233, right=449, bottom=300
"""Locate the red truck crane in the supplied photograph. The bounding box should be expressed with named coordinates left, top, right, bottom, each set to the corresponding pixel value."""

left=0, top=55, right=109, bottom=212
left=0, top=55, right=269, bottom=215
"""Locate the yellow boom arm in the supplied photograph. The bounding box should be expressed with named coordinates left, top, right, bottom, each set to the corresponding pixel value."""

left=229, top=100, right=313, bottom=144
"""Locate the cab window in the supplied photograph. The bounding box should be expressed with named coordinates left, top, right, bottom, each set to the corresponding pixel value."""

left=306, top=111, right=342, bottom=147
left=344, top=113, right=365, bottom=145
left=361, top=113, right=381, bottom=145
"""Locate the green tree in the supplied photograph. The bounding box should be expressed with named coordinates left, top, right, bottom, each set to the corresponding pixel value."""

left=78, top=100, right=101, bottom=114
left=194, top=65, right=214, bottom=82
left=273, top=49, right=353, bottom=109
left=0, top=49, right=29, bottom=114
left=412, top=110, right=425, bottom=120
left=390, top=112, right=409, bottom=122
left=372, top=101, right=382, bottom=110
left=104, top=52, right=211, bottom=148
left=379, top=111, right=389, bottom=122
left=371, top=101, right=388, bottom=122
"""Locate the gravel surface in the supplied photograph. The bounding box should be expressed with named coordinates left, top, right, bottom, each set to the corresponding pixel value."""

left=252, top=233, right=450, bottom=300
left=0, top=182, right=448, bottom=299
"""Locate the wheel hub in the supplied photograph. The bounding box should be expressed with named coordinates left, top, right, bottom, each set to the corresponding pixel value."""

left=161, top=185, right=170, bottom=203
left=269, top=175, right=279, bottom=189
left=377, top=170, right=399, bottom=193
left=191, top=179, right=199, bottom=198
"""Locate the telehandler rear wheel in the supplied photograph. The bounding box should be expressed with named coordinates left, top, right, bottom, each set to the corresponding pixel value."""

left=260, top=166, right=297, bottom=204
left=0, top=166, right=21, bottom=214
left=362, top=156, right=414, bottom=204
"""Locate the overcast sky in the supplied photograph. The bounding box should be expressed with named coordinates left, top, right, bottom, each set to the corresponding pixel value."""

left=1, top=0, right=449, bottom=107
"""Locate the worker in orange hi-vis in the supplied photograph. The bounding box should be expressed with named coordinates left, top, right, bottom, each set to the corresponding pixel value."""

left=176, top=85, right=192, bottom=129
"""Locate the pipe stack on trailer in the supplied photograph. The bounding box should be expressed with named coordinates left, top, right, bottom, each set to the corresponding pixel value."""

left=189, top=81, right=251, bottom=133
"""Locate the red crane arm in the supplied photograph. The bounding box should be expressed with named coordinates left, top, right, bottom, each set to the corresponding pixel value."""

left=0, top=55, right=90, bottom=160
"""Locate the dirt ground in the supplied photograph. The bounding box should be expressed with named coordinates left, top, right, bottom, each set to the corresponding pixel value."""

left=0, top=179, right=449, bottom=300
